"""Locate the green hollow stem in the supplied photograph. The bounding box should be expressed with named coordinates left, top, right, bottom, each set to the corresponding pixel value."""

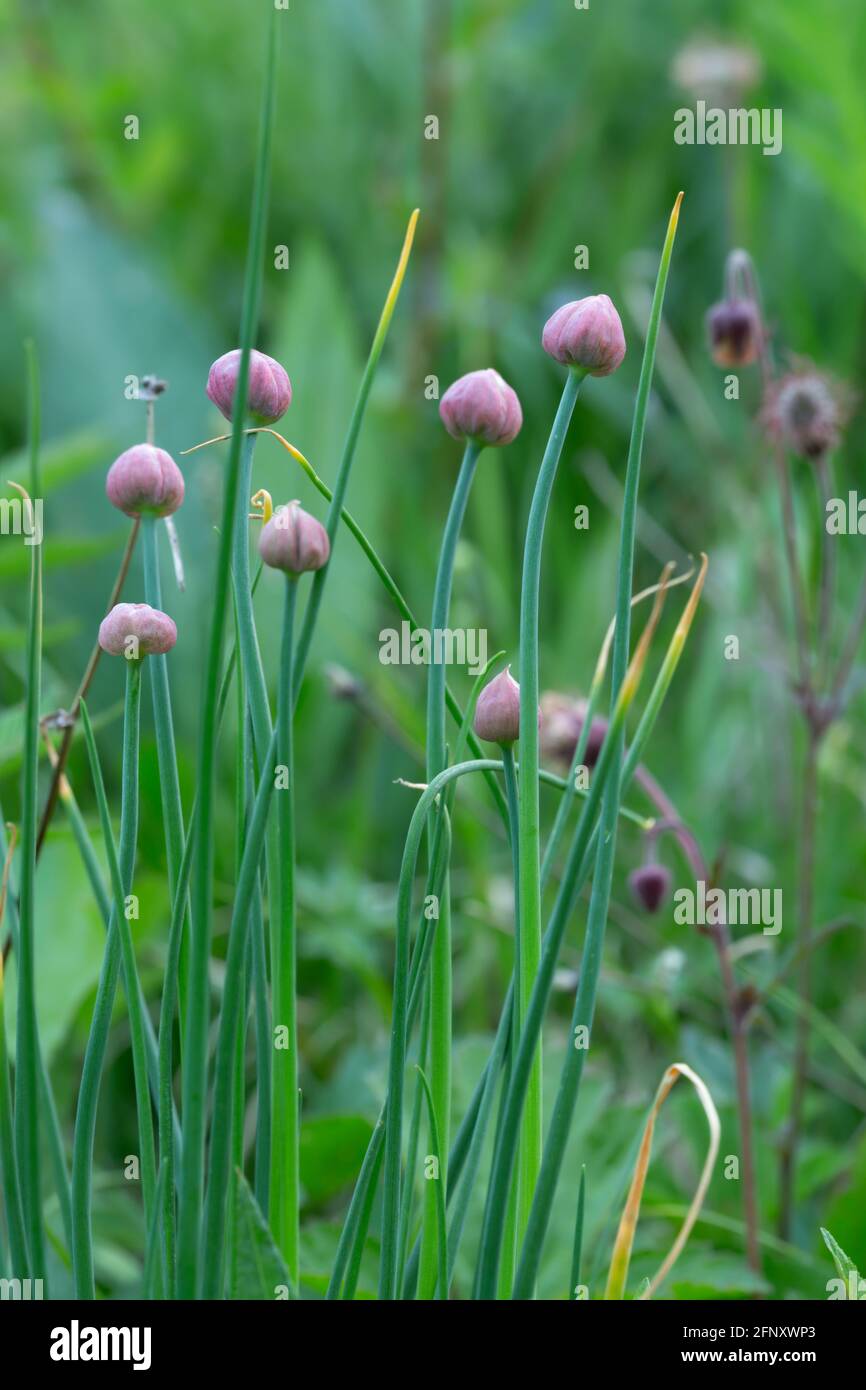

left=141, top=517, right=189, bottom=1023
left=270, top=577, right=300, bottom=1280
left=515, top=365, right=585, bottom=1254
left=415, top=1065, right=448, bottom=1299
left=417, top=438, right=481, bottom=1296
left=177, top=6, right=278, bottom=1300
left=81, top=681, right=157, bottom=1235
left=0, top=953, right=27, bottom=1277
left=497, top=741, right=522, bottom=1298
left=256, top=429, right=510, bottom=828
left=379, top=758, right=503, bottom=1300
left=511, top=194, right=684, bottom=1299
left=13, top=345, right=46, bottom=1284
left=71, top=686, right=143, bottom=1297
left=569, top=1167, right=586, bottom=1299
left=200, top=726, right=277, bottom=1297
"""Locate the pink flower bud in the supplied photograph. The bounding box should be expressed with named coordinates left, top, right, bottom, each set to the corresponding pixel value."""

left=98, top=602, right=177, bottom=658
left=258, top=501, right=330, bottom=576
left=706, top=298, right=761, bottom=367
left=206, top=349, right=292, bottom=425
left=473, top=667, right=536, bottom=745
left=105, top=444, right=185, bottom=518
left=439, top=369, right=523, bottom=447
left=540, top=694, right=607, bottom=769
left=629, top=863, right=672, bottom=914
left=542, top=294, right=626, bottom=376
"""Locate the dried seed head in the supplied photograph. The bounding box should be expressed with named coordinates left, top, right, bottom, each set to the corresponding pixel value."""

left=540, top=693, right=607, bottom=769
left=98, top=602, right=177, bottom=658
left=706, top=298, right=761, bottom=367
left=106, top=444, right=185, bottom=518
left=762, top=364, right=851, bottom=463
left=206, top=348, right=292, bottom=425
left=439, top=369, right=523, bottom=447
left=629, top=863, right=672, bottom=914
left=542, top=294, right=626, bottom=376
left=258, top=501, right=330, bottom=575
left=473, top=666, right=527, bottom=745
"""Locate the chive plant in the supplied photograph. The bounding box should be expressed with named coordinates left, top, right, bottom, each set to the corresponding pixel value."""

left=0, top=2, right=719, bottom=1302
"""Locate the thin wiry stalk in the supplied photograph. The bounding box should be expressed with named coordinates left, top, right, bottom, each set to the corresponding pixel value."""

left=177, top=4, right=278, bottom=1299
left=515, top=365, right=586, bottom=1247
left=418, top=438, right=481, bottom=1296
left=271, top=577, right=300, bottom=1279
left=12, top=344, right=46, bottom=1284
left=511, top=195, right=684, bottom=1298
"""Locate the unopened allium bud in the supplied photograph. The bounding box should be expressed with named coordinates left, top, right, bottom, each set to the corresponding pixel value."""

left=106, top=444, right=185, bottom=518
left=629, top=863, right=672, bottom=914
left=258, top=501, right=330, bottom=576
left=473, top=667, right=528, bottom=745
left=542, top=294, right=626, bottom=376
left=540, top=693, right=607, bottom=769
left=762, top=365, right=851, bottom=464
left=706, top=298, right=761, bottom=367
left=98, top=602, right=177, bottom=657
left=206, top=348, right=292, bottom=426
left=439, top=369, right=523, bottom=447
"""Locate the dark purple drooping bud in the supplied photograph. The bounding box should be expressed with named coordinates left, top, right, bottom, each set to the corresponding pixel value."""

left=258, top=501, right=330, bottom=576
left=762, top=365, right=850, bottom=464
left=540, top=694, right=607, bottom=769
left=439, top=369, right=523, bottom=447
left=473, top=667, right=535, bottom=745
left=629, top=863, right=672, bottom=914
left=98, top=602, right=177, bottom=658
left=706, top=298, right=761, bottom=367
left=542, top=294, right=626, bottom=376
left=206, top=349, right=292, bottom=425
left=106, top=444, right=185, bottom=518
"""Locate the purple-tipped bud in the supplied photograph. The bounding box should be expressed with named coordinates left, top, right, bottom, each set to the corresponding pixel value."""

left=706, top=298, right=761, bottom=368
left=473, top=667, right=533, bottom=745
left=542, top=294, right=626, bottom=376
left=98, top=602, right=177, bottom=658
left=629, top=863, right=672, bottom=914
left=258, top=501, right=330, bottom=576
left=439, top=369, right=523, bottom=447
left=206, top=348, right=292, bottom=426
left=540, top=694, right=607, bottom=769
left=105, top=444, right=185, bottom=518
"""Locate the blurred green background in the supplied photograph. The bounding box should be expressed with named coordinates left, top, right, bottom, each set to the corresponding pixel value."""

left=1, top=0, right=865, bottom=1297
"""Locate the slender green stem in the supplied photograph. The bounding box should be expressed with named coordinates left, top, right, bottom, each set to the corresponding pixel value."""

left=515, top=365, right=585, bottom=1254
left=415, top=1065, right=448, bottom=1300
left=0, top=952, right=27, bottom=1276
left=569, top=1166, right=586, bottom=1299
left=417, top=439, right=481, bottom=1296
left=71, top=685, right=143, bottom=1297
left=497, top=741, right=521, bottom=1298
left=81, top=680, right=157, bottom=1232
left=13, top=344, right=46, bottom=1283
left=178, top=6, right=279, bottom=1299
left=271, top=577, right=300, bottom=1279
left=511, top=194, right=684, bottom=1299
left=200, top=728, right=277, bottom=1296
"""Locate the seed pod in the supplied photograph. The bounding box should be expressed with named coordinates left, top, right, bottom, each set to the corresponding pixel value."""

left=542, top=294, right=626, bottom=376
left=206, top=348, right=292, bottom=425
left=98, top=602, right=177, bottom=658
left=629, top=863, right=672, bottom=914
left=258, top=501, right=330, bottom=575
left=473, top=667, right=529, bottom=745
left=439, top=369, right=523, bottom=447
left=106, top=444, right=185, bottom=518
left=706, top=298, right=761, bottom=367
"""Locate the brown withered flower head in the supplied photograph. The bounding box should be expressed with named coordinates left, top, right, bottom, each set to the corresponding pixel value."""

left=539, top=692, right=607, bottom=770
left=762, top=361, right=853, bottom=465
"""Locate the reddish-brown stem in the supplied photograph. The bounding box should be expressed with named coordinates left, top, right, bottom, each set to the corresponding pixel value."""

left=635, top=765, right=762, bottom=1275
